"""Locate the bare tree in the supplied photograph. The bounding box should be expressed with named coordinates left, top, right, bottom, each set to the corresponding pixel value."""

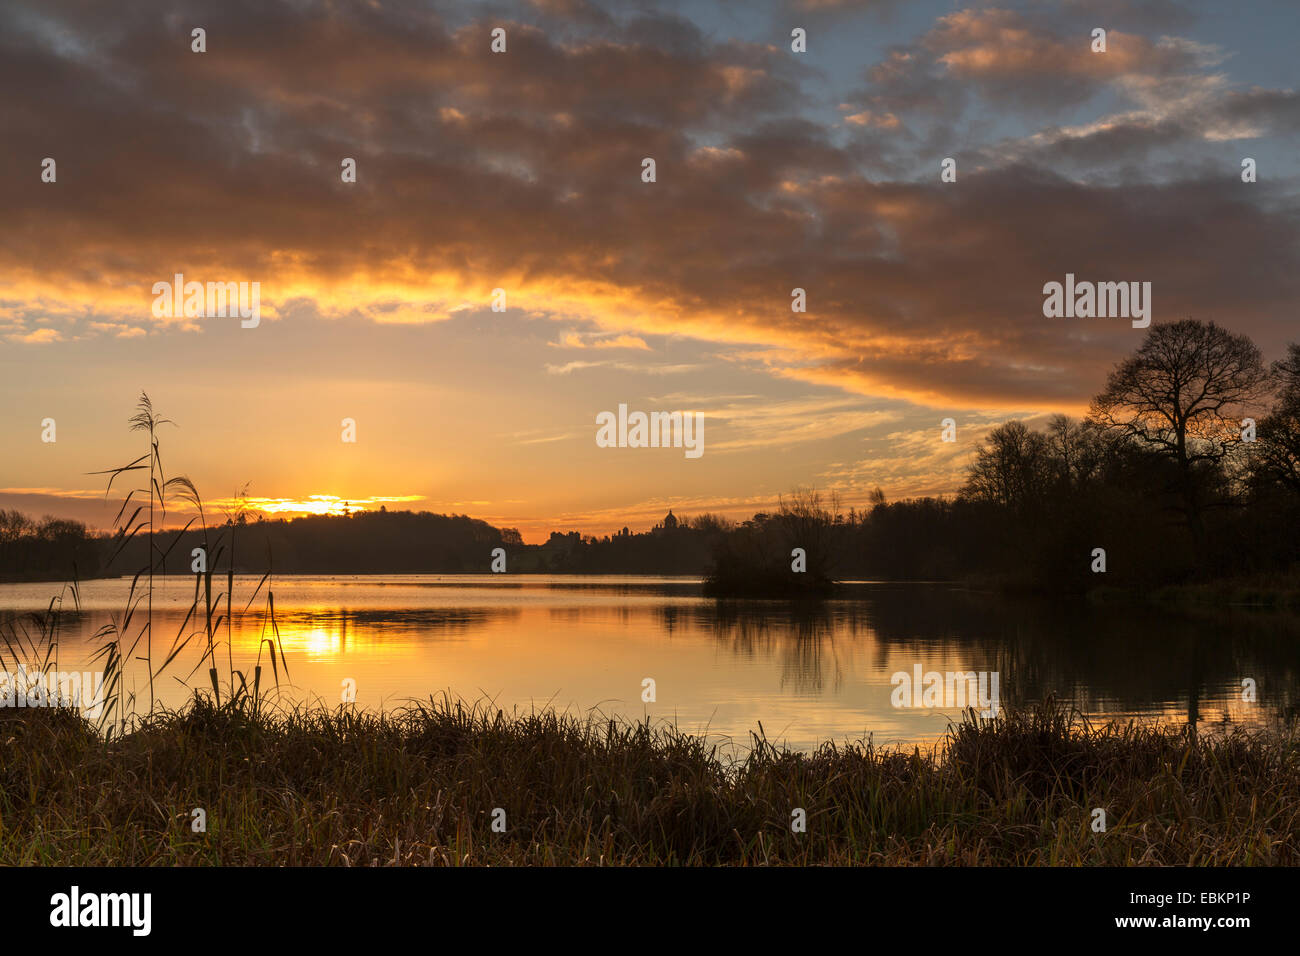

left=962, top=420, right=1051, bottom=511
left=777, top=486, right=841, bottom=581
left=1044, top=414, right=1113, bottom=490
left=1089, top=319, right=1267, bottom=558
left=1254, top=343, right=1300, bottom=493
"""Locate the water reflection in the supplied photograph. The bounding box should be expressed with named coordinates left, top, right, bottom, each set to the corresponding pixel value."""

left=1, top=576, right=1297, bottom=748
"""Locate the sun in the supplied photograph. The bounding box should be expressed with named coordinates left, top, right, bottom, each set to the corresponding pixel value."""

left=206, top=494, right=425, bottom=519
left=256, top=495, right=356, bottom=517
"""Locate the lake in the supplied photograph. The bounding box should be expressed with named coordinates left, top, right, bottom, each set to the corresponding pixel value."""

left=2, top=574, right=1298, bottom=752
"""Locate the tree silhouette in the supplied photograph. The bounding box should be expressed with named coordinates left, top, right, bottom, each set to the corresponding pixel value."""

left=1090, top=320, right=1267, bottom=562
left=1255, top=343, right=1300, bottom=493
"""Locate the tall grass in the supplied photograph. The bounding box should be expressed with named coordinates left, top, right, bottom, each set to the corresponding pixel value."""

left=1, top=393, right=288, bottom=739
left=1, top=696, right=1296, bottom=865
left=2, top=395, right=1298, bottom=865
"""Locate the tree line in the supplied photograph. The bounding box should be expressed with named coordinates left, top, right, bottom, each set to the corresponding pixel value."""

left=3, top=320, right=1297, bottom=591
left=542, top=320, right=1300, bottom=593
left=0, top=511, right=103, bottom=581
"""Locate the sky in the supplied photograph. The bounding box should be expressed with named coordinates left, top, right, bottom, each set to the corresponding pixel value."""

left=2, top=0, right=1299, bottom=542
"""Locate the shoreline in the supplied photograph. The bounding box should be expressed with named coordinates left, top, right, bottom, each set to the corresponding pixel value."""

left=3, top=697, right=1296, bottom=866
left=9, top=570, right=1300, bottom=612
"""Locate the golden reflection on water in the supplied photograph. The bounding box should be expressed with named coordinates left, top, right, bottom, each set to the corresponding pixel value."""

left=2, top=575, right=1298, bottom=751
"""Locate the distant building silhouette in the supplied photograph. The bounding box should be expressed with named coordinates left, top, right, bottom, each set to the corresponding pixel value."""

left=654, top=510, right=679, bottom=534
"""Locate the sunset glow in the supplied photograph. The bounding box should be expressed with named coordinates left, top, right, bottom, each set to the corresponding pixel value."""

left=1, top=0, right=1297, bottom=542
left=212, top=494, right=428, bottom=518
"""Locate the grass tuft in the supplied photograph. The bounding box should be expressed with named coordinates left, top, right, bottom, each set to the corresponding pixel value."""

left=1, top=696, right=1295, bottom=865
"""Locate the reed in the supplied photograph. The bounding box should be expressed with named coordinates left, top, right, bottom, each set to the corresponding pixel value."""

left=1, top=393, right=288, bottom=739
left=1, top=696, right=1295, bottom=865
left=2, top=395, right=1297, bottom=866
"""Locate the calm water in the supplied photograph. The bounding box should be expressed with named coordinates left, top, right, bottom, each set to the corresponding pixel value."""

left=3, top=574, right=1299, bottom=751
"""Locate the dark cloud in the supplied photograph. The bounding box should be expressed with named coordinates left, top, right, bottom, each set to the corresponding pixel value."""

left=3, top=0, right=1299, bottom=412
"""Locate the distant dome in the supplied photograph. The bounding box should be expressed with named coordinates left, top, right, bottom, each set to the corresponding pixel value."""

left=662, top=510, right=678, bottom=530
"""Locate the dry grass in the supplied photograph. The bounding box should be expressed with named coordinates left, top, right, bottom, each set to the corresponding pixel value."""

left=3, top=395, right=1297, bottom=865
left=1, top=696, right=1296, bottom=866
